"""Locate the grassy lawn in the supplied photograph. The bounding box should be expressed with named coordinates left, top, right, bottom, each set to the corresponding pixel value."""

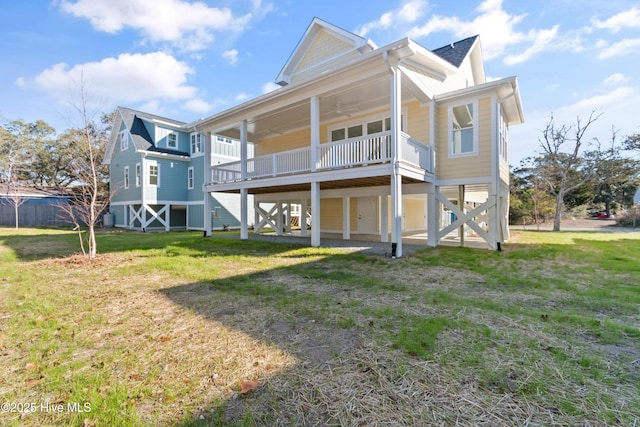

left=1, top=227, right=639, bottom=426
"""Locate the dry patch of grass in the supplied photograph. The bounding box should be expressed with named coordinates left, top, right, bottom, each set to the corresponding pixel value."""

left=1, top=229, right=639, bottom=426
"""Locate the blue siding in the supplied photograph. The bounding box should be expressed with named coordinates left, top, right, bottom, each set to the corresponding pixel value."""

left=110, top=135, right=143, bottom=204
left=143, top=158, right=188, bottom=202
left=187, top=155, right=205, bottom=202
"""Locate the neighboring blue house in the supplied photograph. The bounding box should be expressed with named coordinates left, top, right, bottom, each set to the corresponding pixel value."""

left=104, top=107, right=254, bottom=231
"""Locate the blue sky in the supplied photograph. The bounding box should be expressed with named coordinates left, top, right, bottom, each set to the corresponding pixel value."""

left=1, top=0, right=639, bottom=164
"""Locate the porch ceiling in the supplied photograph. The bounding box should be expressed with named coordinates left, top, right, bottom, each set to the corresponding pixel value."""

left=212, top=73, right=419, bottom=143
left=216, top=175, right=424, bottom=195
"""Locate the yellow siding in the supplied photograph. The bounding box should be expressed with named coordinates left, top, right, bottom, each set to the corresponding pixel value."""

left=320, top=198, right=342, bottom=230
left=350, top=198, right=358, bottom=231
left=255, top=129, right=310, bottom=156
left=296, top=31, right=353, bottom=72
left=436, top=97, right=493, bottom=180
left=406, top=101, right=429, bottom=144
left=404, top=198, right=425, bottom=229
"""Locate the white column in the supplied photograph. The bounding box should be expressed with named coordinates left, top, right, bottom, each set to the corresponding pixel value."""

left=300, top=198, right=308, bottom=236
left=311, top=182, right=320, bottom=247
left=342, top=196, right=350, bottom=240
left=310, top=96, right=320, bottom=171
left=240, top=188, right=248, bottom=240
left=389, top=58, right=403, bottom=257
left=276, top=201, right=283, bottom=236
left=427, top=183, right=438, bottom=247
left=381, top=195, right=389, bottom=242
left=203, top=132, right=212, bottom=236
left=240, top=120, right=249, bottom=239
left=240, top=120, right=248, bottom=180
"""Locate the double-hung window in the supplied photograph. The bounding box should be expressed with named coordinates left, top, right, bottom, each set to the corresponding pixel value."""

left=149, top=164, right=159, bottom=186
left=167, top=133, right=177, bottom=149
left=191, top=133, right=202, bottom=155
left=135, top=163, right=141, bottom=187
left=119, top=131, right=129, bottom=151
left=187, top=167, right=194, bottom=189
left=450, top=101, right=478, bottom=157
left=124, top=166, right=130, bottom=189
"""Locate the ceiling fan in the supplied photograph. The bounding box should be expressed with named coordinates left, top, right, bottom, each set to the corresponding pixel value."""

left=330, top=103, right=359, bottom=117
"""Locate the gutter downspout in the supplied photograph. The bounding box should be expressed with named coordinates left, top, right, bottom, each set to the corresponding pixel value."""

left=384, top=51, right=403, bottom=258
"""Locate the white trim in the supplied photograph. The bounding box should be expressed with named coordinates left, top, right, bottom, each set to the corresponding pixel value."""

left=148, top=161, right=160, bottom=187
left=135, top=162, right=141, bottom=187
left=111, top=200, right=204, bottom=206
left=187, top=166, right=194, bottom=190
left=136, top=149, right=190, bottom=161
left=124, top=166, right=130, bottom=189
left=448, top=100, right=479, bottom=158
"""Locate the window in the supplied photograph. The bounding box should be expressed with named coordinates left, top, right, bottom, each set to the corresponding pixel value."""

left=191, top=133, right=202, bottom=154
left=450, top=102, right=477, bottom=156
left=167, top=133, right=177, bottom=149
left=119, top=131, right=129, bottom=151
left=499, top=110, right=509, bottom=162
left=149, top=164, right=159, bottom=186
left=330, top=116, right=397, bottom=142
left=124, top=166, right=129, bottom=189
left=135, top=163, right=141, bottom=187
left=187, top=167, right=194, bottom=189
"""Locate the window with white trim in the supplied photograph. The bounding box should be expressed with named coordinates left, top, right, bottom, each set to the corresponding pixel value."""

left=167, top=132, right=177, bottom=149
left=135, top=163, right=141, bottom=187
left=191, top=133, right=202, bottom=154
left=124, top=166, right=130, bottom=189
left=119, top=131, right=129, bottom=151
left=330, top=117, right=394, bottom=142
left=149, top=164, right=159, bottom=186
left=499, top=109, right=509, bottom=162
left=450, top=101, right=478, bottom=156
left=187, top=166, right=194, bottom=189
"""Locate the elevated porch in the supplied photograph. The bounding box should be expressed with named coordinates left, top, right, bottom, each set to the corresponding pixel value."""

left=206, top=130, right=433, bottom=191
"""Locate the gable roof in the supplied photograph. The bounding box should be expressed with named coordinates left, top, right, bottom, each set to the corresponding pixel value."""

left=276, top=17, right=377, bottom=86
left=431, top=35, right=479, bottom=67
left=104, top=107, right=189, bottom=164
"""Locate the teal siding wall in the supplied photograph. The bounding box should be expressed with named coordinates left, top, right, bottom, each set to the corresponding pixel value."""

left=188, top=204, right=204, bottom=229
left=143, top=158, right=188, bottom=202
left=187, top=155, right=205, bottom=202
left=154, top=126, right=189, bottom=154
left=110, top=132, right=143, bottom=204
left=110, top=205, right=126, bottom=226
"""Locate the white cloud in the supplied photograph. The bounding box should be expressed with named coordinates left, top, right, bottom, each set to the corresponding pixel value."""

left=27, top=52, right=197, bottom=106
left=355, top=0, right=428, bottom=37
left=183, top=98, right=213, bottom=114
left=603, top=73, right=628, bottom=86
left=566, top=86, right=635, bottom=111
left=234, top=93, right=251, bottom=102
left=592, top=7, right=640, bottom=33
left=59, top=0, right=264, bottom=51
left=261, top=82, right=280, bottom=94
left=597, top=38, right=640, bottom=59
left=223, top=49, right=239, bottom=65
left=410, top=0, right=528, bottom=60
left=504, top=26, right=559, bottom=65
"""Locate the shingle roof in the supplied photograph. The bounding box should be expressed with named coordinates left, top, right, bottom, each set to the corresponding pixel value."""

left=431, top=35, right=478, bottom=67
left=118, top=107, right=189, bottom=156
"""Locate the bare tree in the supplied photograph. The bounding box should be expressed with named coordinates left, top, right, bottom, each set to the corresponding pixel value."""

left=0, top=123, right=30, bottom=228
left=59, top=81, right=113, bottom=258
left=534, top=111, right=607, bottom=231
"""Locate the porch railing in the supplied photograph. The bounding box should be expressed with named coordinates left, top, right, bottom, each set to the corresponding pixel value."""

left=210, top=130, right=432, bottom=184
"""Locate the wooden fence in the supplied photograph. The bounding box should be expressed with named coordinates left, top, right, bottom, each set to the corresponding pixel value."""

left=0, top=203, right=75, bottom=227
